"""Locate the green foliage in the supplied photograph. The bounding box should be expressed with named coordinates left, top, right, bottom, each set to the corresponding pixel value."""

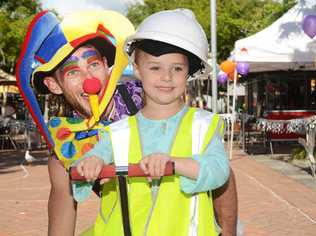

left=128, top=0, right=209, bottom=29
left=0, top=0, right=40, bottom=14
left=0, top=0, right=42, bottom=73
left=218, top=0, right=295, bottom=61
left=291, top=147, right=306, bottom=160
left=127, top=0, right=296, bottom=61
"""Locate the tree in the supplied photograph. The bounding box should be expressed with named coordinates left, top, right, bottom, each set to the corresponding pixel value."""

left=127, top=0, right=296, bottom=61
left=217, top=0, right=296, bottom=60
left=0, top=0, right=42, bottom=74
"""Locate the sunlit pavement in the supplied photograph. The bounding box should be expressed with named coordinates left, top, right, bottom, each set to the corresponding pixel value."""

left=0, top=150, right=98, bottom=236
left=0, top=148, right=316, bottom=235
left=231, top=148, right=316, bottom=235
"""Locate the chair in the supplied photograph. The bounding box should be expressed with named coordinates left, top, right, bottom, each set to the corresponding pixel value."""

left=0, top=118, right=17, bottom=150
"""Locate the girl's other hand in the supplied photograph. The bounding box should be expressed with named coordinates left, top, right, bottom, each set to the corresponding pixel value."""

left=140, top=153, right=171, bottom=180
left=76, top=156, right=104, bottom=182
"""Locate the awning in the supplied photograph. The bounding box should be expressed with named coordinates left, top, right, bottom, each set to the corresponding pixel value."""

left=231, top=0, right=316, bottom=72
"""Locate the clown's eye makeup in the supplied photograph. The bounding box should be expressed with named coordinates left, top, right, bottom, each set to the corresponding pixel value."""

left=61, top=55, right=79, bottom=68
left=60, top=55, right=80, bottom=77
left=61, top=64, right=80, bottom=78
left=58, top=49, right=105, bottom=80
left=87, top=56, right=103, bottom=70
left=65, top=68, right=80, bottom=77
left=84, top=49, right=104, bottom=71
left=82, top=49, right=98, bottom=59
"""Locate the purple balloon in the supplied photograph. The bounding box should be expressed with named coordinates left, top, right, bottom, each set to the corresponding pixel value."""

left=236, top=62, right=250, bottom=76
left=217, top=71, right=228, bottom=85
left=303, top=15, right=316, bottom=39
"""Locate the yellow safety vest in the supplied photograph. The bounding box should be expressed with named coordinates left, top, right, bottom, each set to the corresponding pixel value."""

left=87, top=107, right=223, bottom=236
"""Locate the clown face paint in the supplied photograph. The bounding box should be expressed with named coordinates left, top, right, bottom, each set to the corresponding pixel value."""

left=56, top=45, right=110, bottom=117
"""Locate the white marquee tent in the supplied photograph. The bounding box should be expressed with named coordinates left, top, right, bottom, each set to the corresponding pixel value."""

left=231, top=0, right=316, bottom=72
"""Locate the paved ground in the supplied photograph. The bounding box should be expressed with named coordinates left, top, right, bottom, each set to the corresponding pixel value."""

left=0, top=147, right=316, bottom=235
left=0, top=149, right=98, bottom=236
left=231, top=149, right=316, bottom=235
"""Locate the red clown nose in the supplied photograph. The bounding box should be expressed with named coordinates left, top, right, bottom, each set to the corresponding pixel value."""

left=83, top=78, right=102, bottom=94
left=83, top=78, right=101, bottom=122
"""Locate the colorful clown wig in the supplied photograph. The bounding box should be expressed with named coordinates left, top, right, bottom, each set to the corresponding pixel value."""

left=16, top=10, right=135, bottom=148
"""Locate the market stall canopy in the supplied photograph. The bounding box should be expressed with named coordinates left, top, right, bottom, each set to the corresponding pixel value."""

left=231, top=0, right=316, bottom=72
left=0, top=69, right=18, bottom=93
left=0, top=84, right=19, bottom=93
left=0, top=68, right=15, bottom=81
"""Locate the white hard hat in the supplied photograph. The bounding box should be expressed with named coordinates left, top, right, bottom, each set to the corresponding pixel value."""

left=125, top=8, right=211, bottom=79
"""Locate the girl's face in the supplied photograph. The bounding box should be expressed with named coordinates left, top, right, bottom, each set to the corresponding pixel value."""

left=134, top=50, right=189, bottom=109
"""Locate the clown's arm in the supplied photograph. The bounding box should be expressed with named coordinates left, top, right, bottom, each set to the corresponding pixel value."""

left=213, top=170, right=238, bottom=236
left=48, top=155, right=77, bottom=236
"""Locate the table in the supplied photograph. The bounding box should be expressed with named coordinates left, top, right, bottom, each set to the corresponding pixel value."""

left=258, top=116, right=316, bottom=177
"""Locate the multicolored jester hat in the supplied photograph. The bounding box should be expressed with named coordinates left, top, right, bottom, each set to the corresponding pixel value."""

left=16, top=10, right=135, bottom=168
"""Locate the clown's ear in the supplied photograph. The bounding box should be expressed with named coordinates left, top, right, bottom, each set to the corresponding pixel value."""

left=43, top=76, right=63, bottom=95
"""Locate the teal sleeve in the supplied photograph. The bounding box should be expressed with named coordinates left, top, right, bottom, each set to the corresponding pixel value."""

left=180, top=132, right=230, bottom=194
left=72, top=130, right=113, bottom=202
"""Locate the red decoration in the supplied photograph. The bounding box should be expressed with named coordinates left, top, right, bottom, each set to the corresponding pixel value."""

left=56, top=127, right=72, bottom=140
left=81, top=143, right=94, bottom=155
left=83, top=78, right=102, bottom=94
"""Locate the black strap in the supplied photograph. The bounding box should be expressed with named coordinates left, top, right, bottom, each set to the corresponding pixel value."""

left=92, top=180, right=101, bottom=197
left=118, top=176, right=132, bottom=236
left=117, top=84, right=139, bottom=115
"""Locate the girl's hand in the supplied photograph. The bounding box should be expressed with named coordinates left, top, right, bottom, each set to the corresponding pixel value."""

left=76, top=156, right=104, bottom=182
left=140, top=153, right=171, bottom=180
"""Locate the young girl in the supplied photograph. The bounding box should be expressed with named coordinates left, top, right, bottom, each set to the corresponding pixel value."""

left=73, top=9, right=230, bottom=236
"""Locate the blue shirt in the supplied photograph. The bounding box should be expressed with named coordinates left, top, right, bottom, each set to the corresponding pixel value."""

left=72, top=106, right=230, bottom=202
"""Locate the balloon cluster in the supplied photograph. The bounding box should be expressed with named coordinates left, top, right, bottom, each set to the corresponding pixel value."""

left=217, top=60, right=249, bottom=85
left=216, top=14, right=316, bottom=85
left=303, top=15, right=316, bottom=39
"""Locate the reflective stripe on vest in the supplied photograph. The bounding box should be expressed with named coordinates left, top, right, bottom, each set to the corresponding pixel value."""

left=93, top=107, right=221, bottom=236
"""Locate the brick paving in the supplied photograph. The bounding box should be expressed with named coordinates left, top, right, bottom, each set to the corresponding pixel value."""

left=0, top=150, right=98, bottom=236
left=0, top=148, right=316, bottom=235
left=231, top=149, right=316, bottom=235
